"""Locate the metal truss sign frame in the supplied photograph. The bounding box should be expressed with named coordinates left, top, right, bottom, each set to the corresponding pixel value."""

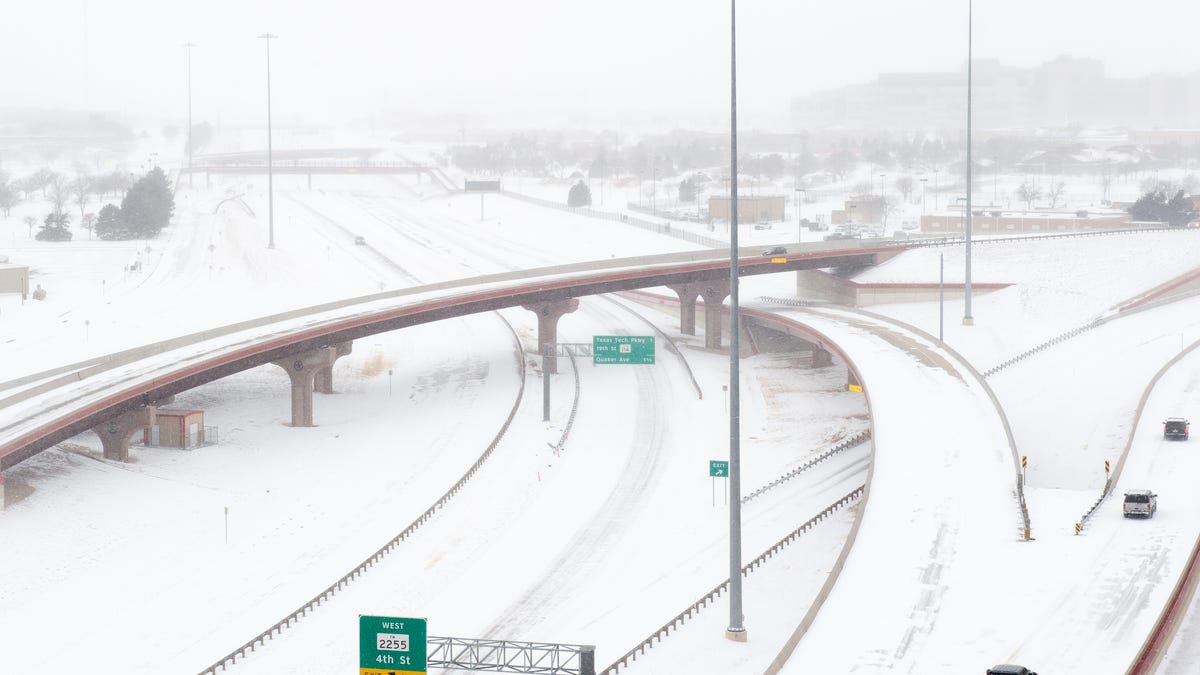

left=427, top=636, right=595, bottom=675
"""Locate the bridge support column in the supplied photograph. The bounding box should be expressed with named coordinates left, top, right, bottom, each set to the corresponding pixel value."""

left=522, top=298, right=580, bottom=374
left=272, top=347, right=338, bottom=427
left=93, top=405, right=159, bottom=462
left=667, top=283, right=703, bottom=335
left=847, top=367, right=861, bottom=390
left=813, top=347, right=833, bottom=368
left=700, top=280, right=731, bottom=350
left=314, top=341, right=353, bottom=394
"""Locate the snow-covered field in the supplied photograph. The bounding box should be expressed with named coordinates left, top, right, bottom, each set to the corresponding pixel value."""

left=4, top=163, right=1200, bottom=674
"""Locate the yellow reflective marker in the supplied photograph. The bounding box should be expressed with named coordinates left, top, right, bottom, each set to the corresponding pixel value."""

left=1074, top=522, right=1082, bottom=534
left=848, top=383, right=863, bottom=393
left=770, top=256, right=787, bottom=263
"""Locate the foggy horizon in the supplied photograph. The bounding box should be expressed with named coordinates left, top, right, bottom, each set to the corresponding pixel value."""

left=3, top=0, right=1199, bottom=134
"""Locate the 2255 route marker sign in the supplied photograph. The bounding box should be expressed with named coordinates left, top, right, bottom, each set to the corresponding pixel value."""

left=359, top=615, right=426, bottom=675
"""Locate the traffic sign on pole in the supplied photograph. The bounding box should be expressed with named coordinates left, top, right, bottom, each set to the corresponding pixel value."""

left=360, top=615, right=427, bottom=675
left=593, top=335, right=655, bottom=365
left=710, top=460, right=729, bottom=477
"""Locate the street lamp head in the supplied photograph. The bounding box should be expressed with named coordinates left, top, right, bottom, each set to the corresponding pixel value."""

left=258, top=32, right=278, bottom=40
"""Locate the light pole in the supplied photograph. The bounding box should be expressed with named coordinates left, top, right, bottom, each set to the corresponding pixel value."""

left=183, top=42, right=196, bottom=187
left=794, top=187, right=805, bottom=242
left=920, top=177, right=928, bottom=215
left=726, top=0, right=746, bottom=643
left=879, top=173, right=886, bottom=199
left=259, top=32, right=278, bottom=249
left=963, top=0, right=974, bottom=325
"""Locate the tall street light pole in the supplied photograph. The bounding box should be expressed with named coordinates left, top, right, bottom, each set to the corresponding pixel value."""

left=726, top=0, right=746, bottom=644
left=920, top=177, right=928, bottom=215
left=183, top=41, right=196, bottom=188
left=259, top=32, right=277, bottom=249
left=963, top=0, right=974, bottom=325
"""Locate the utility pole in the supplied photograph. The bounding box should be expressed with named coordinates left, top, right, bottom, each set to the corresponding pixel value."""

left=259, top=32, right=278, bottom=249
left=963, top=1, right=974, bottom=325
left=726, top=0, right=746, bottom=644
left=183, top=42, right=196, bottom=187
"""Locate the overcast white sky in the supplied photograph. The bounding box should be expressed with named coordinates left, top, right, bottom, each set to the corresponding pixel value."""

left=2, top=0, right=1198, bottom=131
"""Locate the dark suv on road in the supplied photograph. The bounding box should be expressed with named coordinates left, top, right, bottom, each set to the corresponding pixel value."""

left=987, top=666, right=1037, bottom=675
left=1164, top=417, right=1189, bottom=440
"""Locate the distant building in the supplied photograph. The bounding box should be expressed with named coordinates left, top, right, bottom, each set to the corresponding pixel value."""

left=919, top=210, right=1132, bottom=235
left=708, top=195, right=786, bottom=224
left=791, top=56, right=1200, bottom=131
left=832, top=198, right=885, bottom=226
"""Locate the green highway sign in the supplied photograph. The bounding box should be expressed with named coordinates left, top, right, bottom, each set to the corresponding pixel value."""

left=709, top=460, right=729, bottom=477
left=593, top=335, right=655, bottom=365
left=359, top=615, right=427, bottom=675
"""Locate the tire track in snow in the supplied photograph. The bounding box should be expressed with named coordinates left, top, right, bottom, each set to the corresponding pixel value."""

left=478, top=300, right=668, bottom=643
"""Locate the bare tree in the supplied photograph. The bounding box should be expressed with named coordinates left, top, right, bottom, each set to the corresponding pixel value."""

left=48, top=173, right=69, bottom=215
left=31, top=168, right=56, bottom=198
left=23, top=214, right=37, bottom=238
left=1046, top=181, right=1066, bottom=208
left=0, top=172, right=17, bottom=218
left=895, top=175, right=914, bottom=202
left=1017, top=182, right=1042, bottom=210
left=1182, top=174, right=1200, bottom=195
left=850, top=181, right=874, bottom=199
left=1100, top=171, right=1114, bottom=203
left=72, top=174, right=92, bottom=221
left=82, top=212, right=97, bottom=240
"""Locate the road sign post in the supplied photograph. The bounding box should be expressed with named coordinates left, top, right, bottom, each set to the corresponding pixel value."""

left=710, top=460, right=729, bottom=505
left=593, top=335, right=655, bottom=365
left=360, top=615, right=427, bottom=675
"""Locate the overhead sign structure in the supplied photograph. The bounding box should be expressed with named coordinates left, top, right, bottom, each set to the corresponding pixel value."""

left=360, top=615, right=427, bottom=675
left=593, top=335, right=655, bottom=365
left=464, top=179, right=501, bottom=192
left=709, top=460, right=729, bottom=477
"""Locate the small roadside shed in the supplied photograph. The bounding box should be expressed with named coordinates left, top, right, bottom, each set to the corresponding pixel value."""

left=0, top=264, right=30, bottom=299
left=145, top=409, right=206, bottom=449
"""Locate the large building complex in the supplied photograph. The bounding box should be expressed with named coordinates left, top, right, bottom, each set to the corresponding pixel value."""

left=792, top=56, right=1200, bottom=132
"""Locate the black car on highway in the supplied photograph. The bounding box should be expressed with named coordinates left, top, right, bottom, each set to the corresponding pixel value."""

left=1164, top=417, right=1190, bottom=440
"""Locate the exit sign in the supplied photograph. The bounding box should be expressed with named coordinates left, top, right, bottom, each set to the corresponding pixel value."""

left=593, top=335, right=655, bottom=365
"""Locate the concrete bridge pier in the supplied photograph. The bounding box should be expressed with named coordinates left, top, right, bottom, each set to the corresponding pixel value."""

left=813, top=347, right=834, bottom=368
left=272, top=347, right=338, bottom=427
left=667, top=283, right=702, bottom=335
left=314, top=341, right=353, bottom=394
left=699, top=280, right=731, bottom=350
left=847, top=366, right=861, bottom=390
left=93, top=404, right=161, bottom=462
left=522, top=298, right=580, bottom=374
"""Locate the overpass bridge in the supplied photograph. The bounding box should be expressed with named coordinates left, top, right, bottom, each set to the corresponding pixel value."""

left=0, top=241, right=903, bottom=471
left=182, top=149, right=458, bottom=191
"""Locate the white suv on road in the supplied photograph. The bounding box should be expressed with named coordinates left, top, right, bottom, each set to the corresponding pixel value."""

left=1123, top=490, right=1158, bottom=518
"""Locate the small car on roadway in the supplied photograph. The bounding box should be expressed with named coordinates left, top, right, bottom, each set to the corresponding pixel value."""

left=1123, top=489, right=1158, bottom=518
left=987, top=666, right=1037, bottom=675
left=1163, top=417, right=1189, bottom=440
left=761, top=246, right=787, bottom=256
